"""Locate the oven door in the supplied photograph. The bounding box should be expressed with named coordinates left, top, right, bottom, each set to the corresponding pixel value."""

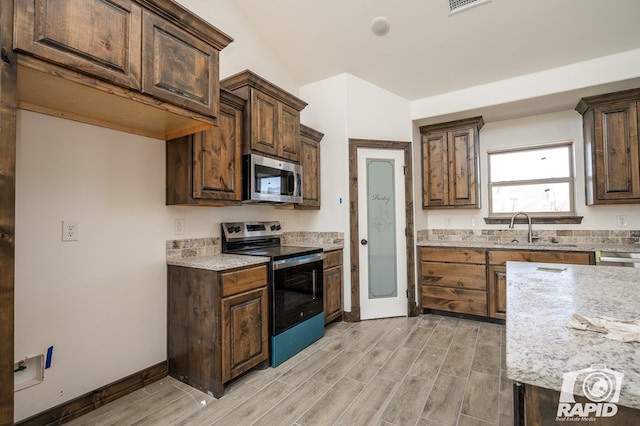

left=271, top=253, right=324, bottom=335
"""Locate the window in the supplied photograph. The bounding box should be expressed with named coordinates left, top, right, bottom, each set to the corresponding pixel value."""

left=488, top=142, right=575, bottom=216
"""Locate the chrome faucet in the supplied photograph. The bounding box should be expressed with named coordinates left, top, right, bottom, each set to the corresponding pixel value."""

left=509, top=212, right=533, bottom=243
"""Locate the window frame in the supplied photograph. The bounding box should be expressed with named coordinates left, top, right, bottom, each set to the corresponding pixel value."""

left=487, top=141, right=577, bottom=218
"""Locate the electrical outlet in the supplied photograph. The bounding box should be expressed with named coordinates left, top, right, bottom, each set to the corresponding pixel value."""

left=62, top=220, right=79, bottom=241
left=616, top=215, right=628, bottom=227
left=175, top=219, right=185, bottom=235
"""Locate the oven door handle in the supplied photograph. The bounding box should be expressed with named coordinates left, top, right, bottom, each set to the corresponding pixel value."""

left=272, top=252, right=325, bottom=270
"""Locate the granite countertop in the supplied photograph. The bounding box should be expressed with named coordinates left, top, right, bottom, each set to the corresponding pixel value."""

left=417, top=240, right=640, bottom=253
left=167, top=254, right=270, bottom=271
left=506, top=261, right=640, bottom=409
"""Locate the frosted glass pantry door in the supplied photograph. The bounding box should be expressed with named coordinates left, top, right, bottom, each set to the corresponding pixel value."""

left=357, top=148, right=407, bottom=320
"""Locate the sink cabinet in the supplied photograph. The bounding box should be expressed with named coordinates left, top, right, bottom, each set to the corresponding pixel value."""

left=419, top=117, right=483, bottom=209
left=14, top=0, right=233, bottom=139
left=221, top=70, right=308, bottom=162
left=420, top=247, right=487, bottom=316
left=576, top=88, right=640, bottom=205
left=166, top=89, right=245, bottom=206
left=323, top=249, right=343, bottom=324
left=419, top=245, right=596, bottom=320
left=487, top=250, right=594, bottom=319
left=167, top=263, right=269, bottom=398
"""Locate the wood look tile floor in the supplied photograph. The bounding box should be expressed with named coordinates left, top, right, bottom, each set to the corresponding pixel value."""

left=66, top=315, right=512, bottom=426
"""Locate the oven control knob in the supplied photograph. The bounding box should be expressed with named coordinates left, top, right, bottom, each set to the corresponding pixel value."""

left=234, top=226, right=241, bottom=233
left=275, top=224, right=281, bottom=230
left=227, top=226, right=235, bottom=233
left=270, top=225, right=277, bottom=231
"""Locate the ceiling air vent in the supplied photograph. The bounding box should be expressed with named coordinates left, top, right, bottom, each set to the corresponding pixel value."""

left=449, top=0, right=491, bottom=15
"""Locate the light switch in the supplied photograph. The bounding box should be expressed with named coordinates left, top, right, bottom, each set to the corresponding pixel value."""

left=175, top=219, right=185, bottom=235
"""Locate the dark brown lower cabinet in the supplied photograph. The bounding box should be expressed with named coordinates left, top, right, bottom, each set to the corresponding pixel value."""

left=420, top=247, right=488, bottom=317
left=323, top=249, right=343, bottom=324
left=519, top=383, right=638, bottom=425
left=487, top=250, right=594, bottom=319
left=487, top=265, right=507, bottom=320
left=167, top=263, right=269, bottom=398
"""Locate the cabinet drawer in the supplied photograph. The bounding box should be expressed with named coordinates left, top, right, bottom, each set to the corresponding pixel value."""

left=488, top=250, right=593, bottom=266
left=324, top=250, right=342, bottom=269
left=422, top=287, right=487, bottom=317
left=221, top=265, right=267, bottom=297
left=420, top=262, right=486, bottom=290
left=420, top=247, right=485, bottom=264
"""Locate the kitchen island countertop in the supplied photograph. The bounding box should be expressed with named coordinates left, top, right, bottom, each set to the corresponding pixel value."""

left=506, top=261, right=640, bottom=409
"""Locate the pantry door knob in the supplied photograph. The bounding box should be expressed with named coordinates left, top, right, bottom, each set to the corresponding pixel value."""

left=361, top=239, right=368, bottom=245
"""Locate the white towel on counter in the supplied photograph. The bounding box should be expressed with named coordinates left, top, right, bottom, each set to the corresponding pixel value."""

left=567, top=313, right=640, bottom=343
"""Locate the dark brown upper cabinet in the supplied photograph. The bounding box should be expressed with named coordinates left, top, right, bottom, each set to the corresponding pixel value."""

left=14, top=0, right=233, bottom=139
left=221, top=70, right=308, bottom=162
left=15, top=0, right=144, bottom=89
left=576, top=88, right=640, bottom=205
left=419, top=117, right=484, bottom=209
left=166, top=89, right=245, bottom=206
left=296, top=124, right=324, bottom=209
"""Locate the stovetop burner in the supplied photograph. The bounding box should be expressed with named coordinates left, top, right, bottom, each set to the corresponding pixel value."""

left=221, top=221, right=322, bottom=260
left=228, top=245, right=322, bottom=261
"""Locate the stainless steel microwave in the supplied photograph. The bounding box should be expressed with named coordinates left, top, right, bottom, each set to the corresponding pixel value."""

left=243, top=154, right=303, bottom=203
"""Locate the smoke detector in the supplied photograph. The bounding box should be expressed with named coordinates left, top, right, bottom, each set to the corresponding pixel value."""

left=449, top=0, right=491, bottom=15
left=370, top=17, right=391, bottom=36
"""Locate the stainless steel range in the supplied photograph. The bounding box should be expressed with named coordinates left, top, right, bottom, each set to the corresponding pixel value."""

left=221, top=221, right=324, bottom=366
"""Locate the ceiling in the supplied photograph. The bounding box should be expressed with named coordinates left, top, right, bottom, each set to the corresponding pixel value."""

left=232, top=0, right=640, bottom=108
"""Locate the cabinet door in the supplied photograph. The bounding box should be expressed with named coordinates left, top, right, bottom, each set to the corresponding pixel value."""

left=324, top=265, right=343, bottom=324
left=422, top=132, right=449, bottom=207
left=592, top=100, right=640, bottom=202
left=249, top=90, right=279, bottom=156
left=278, top=103, right=301, bottom=162
left=15, top=0, right=142, bottom=89
left=192, top=102, right=242, bottom=202
left=142, top=11, right=218, bottom=117
left=298, top=135, right=320, bottom=208
left=221, top=287, right=269, bottom=383
left=488, top=265, right=507, bottom=320
left=448, top=127, right=479, bottom=207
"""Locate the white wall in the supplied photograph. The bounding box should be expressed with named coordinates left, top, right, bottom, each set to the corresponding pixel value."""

left=13, top=1, right=639, bottom=421
left=300, top=74, right=412, bottom=312
left=415, top=110, right=640, bottom=232
left=13, top=0, right=303, bottom=420
left=175, top=0, right=300, bottom=94
left=411, top=48, right=640, bottom=122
